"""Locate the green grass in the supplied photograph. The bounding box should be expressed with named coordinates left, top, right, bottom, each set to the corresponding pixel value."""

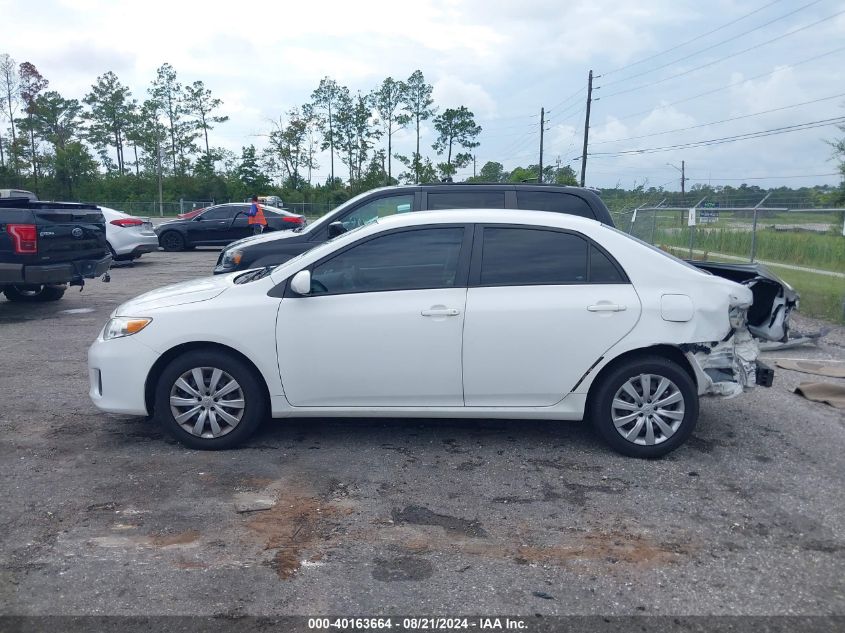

left=682, top=253, right=845, bottom=324
left=648, top=225, right=845, bottom=271
left=768, top=265, right=845, bottom=325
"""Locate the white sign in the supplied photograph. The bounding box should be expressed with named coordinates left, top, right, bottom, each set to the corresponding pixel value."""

left=688, top=207, right=697, bottom=227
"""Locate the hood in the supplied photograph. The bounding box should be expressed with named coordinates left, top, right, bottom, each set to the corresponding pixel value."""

left=225, top=228, right=303, bottom=252
left=153, top=219, right=182, bottom=233
left=115, top=275, right=232, bottom=315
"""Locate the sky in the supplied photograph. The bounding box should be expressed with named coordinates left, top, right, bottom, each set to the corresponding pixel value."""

left=2, top=0, right=844, bottom=190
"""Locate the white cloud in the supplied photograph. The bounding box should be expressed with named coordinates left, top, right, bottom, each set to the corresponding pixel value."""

left=433, top=76, right=497, bottom=117
left=0, top=0, right=841, bottom=188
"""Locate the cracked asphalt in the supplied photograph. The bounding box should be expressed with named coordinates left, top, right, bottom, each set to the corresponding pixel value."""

left=1, top=249, right=843, bottom=616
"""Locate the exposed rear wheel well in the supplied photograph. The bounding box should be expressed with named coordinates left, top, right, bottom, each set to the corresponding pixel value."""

left=584, top=345, right=697, bottom=416
left=144, top=342, right=270, bottom=417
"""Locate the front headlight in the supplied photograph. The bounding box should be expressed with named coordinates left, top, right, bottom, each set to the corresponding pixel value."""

left=103, top=317, right=152, bottom=340
left=221, top=249, right=243, bottom=267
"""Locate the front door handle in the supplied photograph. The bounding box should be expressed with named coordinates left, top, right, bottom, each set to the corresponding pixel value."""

left=421, top=307, right=461, bottom=317
left=587, top=303, right=627, bottom=312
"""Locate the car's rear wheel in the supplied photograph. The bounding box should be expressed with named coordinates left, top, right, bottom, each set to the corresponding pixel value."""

left=159, top=231, right=185, bottom=252
left=3, top=284, right=67, bottom=302
left=154, top=350, right=267, bottom=449
left=590, top=355, right=698, bottom=458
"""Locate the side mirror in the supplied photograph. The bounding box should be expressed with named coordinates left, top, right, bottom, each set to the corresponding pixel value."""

left=327, top=221, right=347, bottom=238
left=290, top=270, right=311, bottom=296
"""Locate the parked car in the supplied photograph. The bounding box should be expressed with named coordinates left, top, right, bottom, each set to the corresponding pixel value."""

left=155, top=203, right=305, bottom=252
left=214, top=184, right=608, bottom=274
left=100, top=206, right=159, bottom=261
left=88, top=209, right=774, bottom=457
left=0, top=188, right=37, bottom=201
left=213, top=184, right=798, bottom=342
left=244, top=195, right=284, bottom=208
left=1, top=197, right=111, bottom=302
left=176, top=207, right=206, bottom=220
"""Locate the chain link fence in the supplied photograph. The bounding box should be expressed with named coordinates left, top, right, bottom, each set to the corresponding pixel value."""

left=611, top=199, right=845, bottom=324
left=91, top=200, right=336, bottom=222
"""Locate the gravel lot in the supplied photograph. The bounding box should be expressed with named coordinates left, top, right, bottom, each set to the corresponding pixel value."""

left=1, top=249, right=843, bottom=616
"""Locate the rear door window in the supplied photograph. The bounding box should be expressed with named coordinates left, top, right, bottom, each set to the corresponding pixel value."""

left=427, top=191, right=505, bottom=210
left=479, top=227, right=588, bottom=286
left=515, top=191, right=595, bottom=219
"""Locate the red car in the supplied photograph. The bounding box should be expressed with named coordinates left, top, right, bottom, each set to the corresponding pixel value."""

left=177, top=207, right=206, bottom=220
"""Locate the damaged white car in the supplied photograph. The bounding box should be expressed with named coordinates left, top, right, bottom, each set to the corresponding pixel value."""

left=89, top=210, right=777, bottom=458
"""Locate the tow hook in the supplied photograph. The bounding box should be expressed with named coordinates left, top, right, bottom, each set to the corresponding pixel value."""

left=755, top=360, right=775, bottom=387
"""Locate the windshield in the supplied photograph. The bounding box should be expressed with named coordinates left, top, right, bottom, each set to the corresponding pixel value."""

left=270, top=221, right=373, bottom=272
left=298, top=188, right=403, bottom=233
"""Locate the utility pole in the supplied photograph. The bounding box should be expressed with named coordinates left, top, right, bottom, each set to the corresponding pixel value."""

left=538, top=107, right=545, bottom=183
left=156, top=138, right=163, bottom=217
left=473, top=154, right=477, bottom=178
left=580, top=70, right=593, bottom=187
left=681, top=160, right=686, bottom=201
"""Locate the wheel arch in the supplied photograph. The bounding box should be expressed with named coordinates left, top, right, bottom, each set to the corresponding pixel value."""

left=584, top=344, right=697, bottom=416
left=144, top=341, right=271, bottom=417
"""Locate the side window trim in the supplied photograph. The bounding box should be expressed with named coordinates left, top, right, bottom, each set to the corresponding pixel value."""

left=280, top=223, right=474, bottom=298
left=467, top=223, right=629, bottom=288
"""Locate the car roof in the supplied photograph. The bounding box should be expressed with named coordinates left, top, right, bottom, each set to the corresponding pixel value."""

left=374, top=208, right=603, bottom=229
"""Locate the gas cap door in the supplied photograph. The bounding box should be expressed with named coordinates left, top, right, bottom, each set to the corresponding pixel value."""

left=661, top=294, right=694, bottom=322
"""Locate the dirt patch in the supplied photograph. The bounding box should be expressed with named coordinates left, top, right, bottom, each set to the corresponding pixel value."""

left=392, top=505, right=488, bottom=538
left=385, top=525, right=689, bottom=572
left=245, top=479, right=346, bottom=579
left=514, top=530, right=686, bottom=566
left=148, top=529, right=201, bottom=548
left=372, top=556, right=434, bottom=581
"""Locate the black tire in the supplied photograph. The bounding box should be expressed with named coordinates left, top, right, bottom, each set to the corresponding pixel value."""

left=589, top=355, right=698, bottom=458
left=3, top=284, right=67, bottom=302
left=154, top=349, right=267, bottom=450
left=159, top=231, right=185, bottom=252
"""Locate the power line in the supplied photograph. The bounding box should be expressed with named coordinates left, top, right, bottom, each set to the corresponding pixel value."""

left=591, top=92, right=845, bottom=146
left=690, top=172, right=841, bottom=181
left=600, top=0, right=822, bottom=88
left=600, top=0, right=785, bottom=77
left=547, top=86, right=585, bottom=114
left=585, top=116, right=845, bottom=157
left=599, top=9, right=845, bottom=100
left=602, top=45, right=845, bottom=125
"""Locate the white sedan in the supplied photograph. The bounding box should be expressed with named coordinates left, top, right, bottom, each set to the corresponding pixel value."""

left=100, top=206, right=159, bottom=261
left=88, top=209, right=770, bottom=458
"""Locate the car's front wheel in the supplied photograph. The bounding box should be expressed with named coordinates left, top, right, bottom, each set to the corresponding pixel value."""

left=590, top=355, right=698, bottom=458
left=154, top=350, right=267, bottom=449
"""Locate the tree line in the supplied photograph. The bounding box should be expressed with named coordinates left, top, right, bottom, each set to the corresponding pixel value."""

left=0, top=51, right=840, bottom=208
left=0, top=55, right=503, bottom=205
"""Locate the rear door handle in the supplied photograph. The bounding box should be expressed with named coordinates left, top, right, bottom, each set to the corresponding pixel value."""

left=421, top=308, right=461, bottom=317
left=587, top=303, right=627, bottom=312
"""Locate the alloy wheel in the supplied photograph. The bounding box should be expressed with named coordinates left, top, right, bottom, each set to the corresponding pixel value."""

left=169, top=367, right=245, bottom=438
left=611, top=373, right=685, bottom=446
